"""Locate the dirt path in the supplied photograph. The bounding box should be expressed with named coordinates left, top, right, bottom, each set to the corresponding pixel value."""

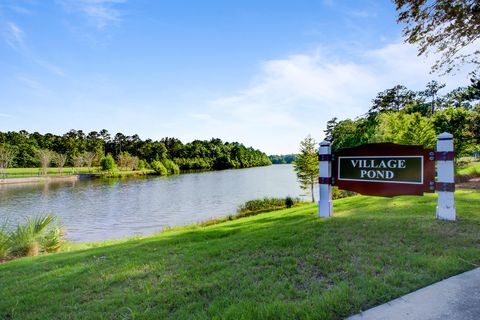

left=457, top=178, right=480, bottom=190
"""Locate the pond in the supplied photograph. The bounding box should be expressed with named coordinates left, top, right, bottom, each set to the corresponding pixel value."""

left=0, top=164, right=315, bottom=242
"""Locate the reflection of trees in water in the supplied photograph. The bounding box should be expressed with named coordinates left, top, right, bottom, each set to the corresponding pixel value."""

left=0, top=180, right=78, bottom=200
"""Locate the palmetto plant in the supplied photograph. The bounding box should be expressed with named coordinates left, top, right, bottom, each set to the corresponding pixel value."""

left=0, top=226, right=9, bottom=258
left=6, top=215, right=65, bottom=257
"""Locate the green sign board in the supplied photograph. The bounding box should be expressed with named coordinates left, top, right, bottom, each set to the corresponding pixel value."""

left=338, top=156, right=423, bottom=184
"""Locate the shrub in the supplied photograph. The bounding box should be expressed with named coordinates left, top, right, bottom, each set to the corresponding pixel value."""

left=237, top=197, right=302, bottom=216
left=41, top=227, right=65, bottom=253
left=138, top=159, right=148, bottom=170
left=163, top=159, right=180, bottom=174
left=6, top=215, right=65, bottom=257
left=151, top=160, right=168, bottom=175
left=285, top=196, right=294, bottom=208
left=0, top=227, right=9, bottom=258
left=332, top=187, right=356, bottom=200
left=100, top=154, right=117, bottom=172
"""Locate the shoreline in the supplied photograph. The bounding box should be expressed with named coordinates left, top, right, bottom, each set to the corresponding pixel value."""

left=0, top=175, right=85, bottom=185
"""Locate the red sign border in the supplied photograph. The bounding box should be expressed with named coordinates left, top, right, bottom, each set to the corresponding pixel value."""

left=332, top=143, right=435, bottom=197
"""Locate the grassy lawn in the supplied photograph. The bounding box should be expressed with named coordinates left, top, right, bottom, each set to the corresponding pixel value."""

left=1, top=190, right=480, bottom=319
left=4, top=167, right=99, bottom=177
left=98, top=169, right=155, bottom=177
left=456, top=163, right=480, bottom=176
left=3, top=167, right=156, bottom=179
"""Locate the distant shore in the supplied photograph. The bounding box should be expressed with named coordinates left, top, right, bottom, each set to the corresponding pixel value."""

left=0, top=175, right=85, bottom=185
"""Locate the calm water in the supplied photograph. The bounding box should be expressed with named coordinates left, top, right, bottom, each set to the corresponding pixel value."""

left=0, top=164, right=313, bottom=242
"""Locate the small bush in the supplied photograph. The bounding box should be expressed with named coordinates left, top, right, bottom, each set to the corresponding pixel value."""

left=163, top=159, right=180, bottom=174
left=285, top=196, right=294, bottom=208
left=100, top=154, right=117, bottom=172
left=237, top=197, right=302, bottom=215
left=151, top=160, right=168, bottom=175
left=4, top=215, right=65, bottom=258
left=138, top=159, right=148, bottom=170
left=0, top=227, right=9, bottom=258
left=457, top=157, right=475, bottom=166
left=332, top=187, right=356, bottom=200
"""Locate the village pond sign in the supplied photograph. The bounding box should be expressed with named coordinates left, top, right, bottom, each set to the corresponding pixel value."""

left=332, top=143, right=435, bottom=197
left=318, top=133, right=456, bottom=220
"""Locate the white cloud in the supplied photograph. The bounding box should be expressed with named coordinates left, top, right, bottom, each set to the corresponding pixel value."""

left=188, top=41, right=473, bottom=154
left=3, top=21, right=25, bottom=51
left=15, top=75, right=52, bottom=97
left=59, top=0, right=127, bottom=29
left=2, top=21, right=66, bottom=77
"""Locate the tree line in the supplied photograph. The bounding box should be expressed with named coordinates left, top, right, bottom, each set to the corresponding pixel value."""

left=325, top=79, right=480, bottom=156
left=0, top=130, right=271, bottom=172
left=268, top=154, right=296, bottom=164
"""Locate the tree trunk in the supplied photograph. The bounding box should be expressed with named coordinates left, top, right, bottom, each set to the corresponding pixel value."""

left=311, top=183, right=315, bottom=203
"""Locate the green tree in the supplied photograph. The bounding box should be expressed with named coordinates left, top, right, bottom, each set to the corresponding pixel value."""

left=151, top=160, right=167, bottom=175
left=36, top=149, right=52, bottom=175
left=395, top=0, right=480, bottom=74
left=100, top=154, right=117, bottom=172
left=53, top=153, right=67, bottom=174
left=293, top=136, right=319, bottom=203
left=432, top=106, right=474, bottom=156
left=420, top=80, right=446, bottom=115
left=369, top=85, right=417, bottom=115
left=371, top=112, right=437, bottom=148
left=0, top=144, right=16, bottom=178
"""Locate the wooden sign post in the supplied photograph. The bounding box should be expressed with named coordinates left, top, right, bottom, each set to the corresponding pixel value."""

left=318, top=132, right=456, bottom=220
left=436, top=132, right=456, bottom=220
left=318, top=141, right=333, bottom=217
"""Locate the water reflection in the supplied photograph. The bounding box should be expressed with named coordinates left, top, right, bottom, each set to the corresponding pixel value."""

left=0, top=165, right=314, bottom=242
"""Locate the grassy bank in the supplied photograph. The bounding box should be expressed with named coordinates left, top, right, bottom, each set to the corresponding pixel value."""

left=1, top=190, right=480, bottom=319
left=4, top=167, right=98, bottom=176
left=3, top=167, right=156, bottom=179
left=455, top=163, right=480, bottom=182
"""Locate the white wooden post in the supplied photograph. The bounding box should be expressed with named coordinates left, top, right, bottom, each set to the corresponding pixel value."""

left=318, top=141, right=333, bottom=217
left=436, top=132, right=456, bottom=221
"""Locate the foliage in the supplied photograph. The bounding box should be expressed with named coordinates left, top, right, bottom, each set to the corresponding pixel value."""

left=0, top=144, right=16, bottom=178
left=293, top=135, right=319, bottom=202
left=117, top=152, right=139, bottom=171
left=332, top=187, right=356, bottom=200
left=41, top=227, right=65, bottom=253
left=100, top=154, right=117, bottom=172
left=0, top=225, right=9, bottom=258
left=53, top=152, right=67, bottom=174
left=5, top=215, right=64, bottom=257
left=369, top=84, right=417, bottom=115
left=0, top=130, right=271, bottom=171
left=269, top=154, right=296, bottom=164
left=395, top=0, right=480, bottom=74
left=0, top=191, right=480, bottom=319
left=371, top=112, right=437, bottom=148
left=82, top=151, right=97, bottom=169
left=150, top=160, right=168, bottom=175
left=432, top=106, right=474, bottom=156
left=138, top=159, right=148, bottom=170
left=326, top=80, right=480, bottom=157
left=36, top=149, right=52, bottom=175
left=285, top=196, right=294, bottom=208
left=163, top=158, right=180, bottom=174
left=237, top=197, right=302, bottom=215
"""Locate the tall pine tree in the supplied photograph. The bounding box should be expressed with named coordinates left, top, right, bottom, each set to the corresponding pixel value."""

left=293, top=135, right=319, bottom=202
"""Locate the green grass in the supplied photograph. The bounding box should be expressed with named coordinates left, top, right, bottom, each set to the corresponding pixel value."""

left=456, top=163, right=480, bottom=176
left=4, top=167, right=98, bottom=177
left=3, top=167, right=155, bottom=179
left=1, top=190, right=480, bottom=319
left=98, top=169, right=155, bottom=177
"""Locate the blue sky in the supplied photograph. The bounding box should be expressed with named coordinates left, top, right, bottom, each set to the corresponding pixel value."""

left=0, top=0, right=476, bottom=154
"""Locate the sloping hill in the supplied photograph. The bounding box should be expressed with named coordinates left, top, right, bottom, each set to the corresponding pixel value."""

left=1, top=190, right=480, bottom=319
